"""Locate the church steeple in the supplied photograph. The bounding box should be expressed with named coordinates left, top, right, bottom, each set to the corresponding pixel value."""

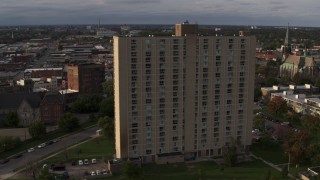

left=283, top=24, right=291, bottom=54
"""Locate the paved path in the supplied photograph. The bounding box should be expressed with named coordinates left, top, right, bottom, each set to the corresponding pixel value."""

left=0, top=126, right=99, bottom=179
left=250, top=154, right=295, bottom=179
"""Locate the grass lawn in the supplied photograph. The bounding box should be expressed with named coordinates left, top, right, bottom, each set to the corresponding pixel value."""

left=43, top=136, right=115, bottom=164
left=251, top=143, right=288, bottom=165
left=0, top=120, right=97, bottom=160
left=109, top=160, right=289, bottom=180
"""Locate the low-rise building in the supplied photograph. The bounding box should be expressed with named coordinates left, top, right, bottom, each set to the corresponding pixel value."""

left=40, top=92, right=64, bottom=125
left=0, top=93, right=41, bottom=127
left=271, top=90, right=320, bottom=116
left=261, top=84, right=318, bottom=99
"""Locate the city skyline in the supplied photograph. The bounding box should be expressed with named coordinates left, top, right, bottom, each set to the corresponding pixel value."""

left=1, top=0, right=320, bottom=27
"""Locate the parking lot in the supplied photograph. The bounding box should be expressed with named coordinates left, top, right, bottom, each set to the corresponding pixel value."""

left=57, top=159, right=110, bottom=179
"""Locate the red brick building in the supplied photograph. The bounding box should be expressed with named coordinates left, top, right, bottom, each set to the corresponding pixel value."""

left=67, top=63, right=105, bottom=94
left=40, top=92, right=64, bottom=125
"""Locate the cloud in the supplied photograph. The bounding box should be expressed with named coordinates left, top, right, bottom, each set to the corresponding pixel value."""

left=0, top=0, right=319, bottom=26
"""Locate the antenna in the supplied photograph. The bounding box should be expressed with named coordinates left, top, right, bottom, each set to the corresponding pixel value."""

left=98, top=17, right=101, bottom=29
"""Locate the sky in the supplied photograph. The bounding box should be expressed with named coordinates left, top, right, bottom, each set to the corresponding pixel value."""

left=0, top=0, right=320, bottom=26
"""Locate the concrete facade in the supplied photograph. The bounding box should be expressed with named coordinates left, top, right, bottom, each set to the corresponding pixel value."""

left=114, top=24, right=255, bottom=163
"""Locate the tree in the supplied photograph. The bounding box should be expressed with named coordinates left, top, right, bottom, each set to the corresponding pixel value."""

left=306, top=143, right=320, bottom=165
left=253, top=115, right=265, bottom=131
left=280, top=76, right=291, bottom=86
left=293, top=72, right=312, bottom=85
left=0, top=136, right=21, bottom=152
left=28, top=120, right=46, bottom=139
left=283, top=130, right=310, bottom=164
left=123, top=161, right=141, bottom=179
left=98, top=116, right=114, bottom=139
left=264, top=77, right=278, bottom=87
left=38, top=166, right=54, bottom=180
left=99, top=96, right=114, bottom=118
left=4, top=112, right=19, bottom=127
left=254, top=87, right=262, bottom=101
left=315, top=77, right=320, bottom=92
left=268, top=96, right=288, bottom=117
left=59, top=113, right=79, bottom=131
left=301, top=115, right=320, bottom=133
left=223, top=139, right=239, bottom=167
left=71, top=95, right=102, bottom=113
left=102, top=80, right=114, bottom=97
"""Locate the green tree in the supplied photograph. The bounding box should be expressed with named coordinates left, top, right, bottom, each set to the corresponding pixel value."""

left=301, top=115, right=320, bottom=133
left=98, top=116, right=114, bottom=139
left=223, top=143, right=238, bottom=167
left=71, top=95, right=102, bottom=113
left=268, top=96, right=288, bottom=117
left=38, top=166, right=54, bottom=180
left=283, top=130, right=310, bottom=164
left=315, top=77, right=320, bottom=92
left=59, top=113, right=79, bottom=131
left=99, top=96, right=114, bottom=117
left=102, top=80, right=114, bottom=97
left=4, top=112, right=19, bottom=127
left=254, top=87, right=262, bottom=101
left=253, top=115, right=265, bottom=131
left=306, top=143, right=320, bottom=165
left=28, top=120, right=46, bottom=139
left=280, top=76, right=291, bottom=86
left=123, top=161, right=142, bottom=179
left=264, top=77, right=278, bottom=87
left=0, top=136, right=21, bottom=152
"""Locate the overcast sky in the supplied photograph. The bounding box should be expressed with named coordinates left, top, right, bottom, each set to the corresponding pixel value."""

left=0, top=0, right=319, bottom=26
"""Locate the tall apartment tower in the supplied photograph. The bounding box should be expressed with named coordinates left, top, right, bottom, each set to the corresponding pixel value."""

left=114, top=23, right=255, bottom=163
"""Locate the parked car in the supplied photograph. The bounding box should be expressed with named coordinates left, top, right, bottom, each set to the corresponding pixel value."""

left=37, top=143, right=46, bottom=148
left=12, top=153, right=23, bottom=159
left=91, top=171, right=96, bottom=176
left=27, top=148, right=35, bottom=152
left=53, top=138, right=61, bottom=143
left=78, top=160, right=83, bottom=166
left=0, top=159, right=9, bottom=164
left=96, top=170, right=101, bottom=175
left=101, top=169, right=108, bottom=175
left=84, top=159, right=89, bottom=165
left=91, top=158, right=97, bottom=164
left=46, top=141, right=53, bottom=146
left=71, top=161, right=76, bottom=166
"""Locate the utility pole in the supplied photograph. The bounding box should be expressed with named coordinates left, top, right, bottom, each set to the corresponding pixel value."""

left=287, top=152, right=290, bottom=172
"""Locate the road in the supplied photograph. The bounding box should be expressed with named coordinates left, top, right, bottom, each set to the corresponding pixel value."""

left=0, top=126, right=99, bottom=179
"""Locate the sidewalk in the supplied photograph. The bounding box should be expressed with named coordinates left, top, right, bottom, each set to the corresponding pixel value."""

left=250, top=153, right=295, bottom=179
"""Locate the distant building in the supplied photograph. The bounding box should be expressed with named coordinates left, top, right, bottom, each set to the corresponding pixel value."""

left=24, top=68, right=63, bottom=79
left=97, top=30, right=118, bottom=37
left=0, top=93, right=41, bottom=127
left=280, top=25, right=319, bottom=78
left=40, top=92, right=64, bottom=125
left=271, top=90, right=320, bottom=116
left=67, top=63, right=105, bottom=94
left=11, top=55, right=33, bottom=64
left=261, top=84, right=318, bottom=99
